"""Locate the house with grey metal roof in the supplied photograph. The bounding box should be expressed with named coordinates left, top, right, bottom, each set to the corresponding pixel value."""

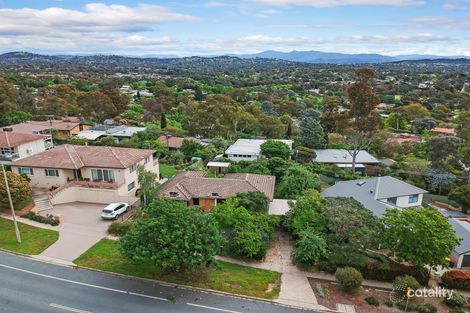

left=225, top=139, right=293, bottom=162
left=448, top=218, right=470, bottom=269
left=322, top=176, right=428, bottom=217
left=314, top=149, right=380, bottom=164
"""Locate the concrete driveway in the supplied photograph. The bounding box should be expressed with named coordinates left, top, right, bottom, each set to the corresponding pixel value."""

left=38, top=202, right=111, bottom=263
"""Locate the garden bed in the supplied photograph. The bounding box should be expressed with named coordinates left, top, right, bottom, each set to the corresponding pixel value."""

left=309, top=277, right=451, bottom=313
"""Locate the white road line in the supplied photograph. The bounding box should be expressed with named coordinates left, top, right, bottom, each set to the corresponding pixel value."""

left=186, top=303, right=243, bottom=313
left=0, top=263, right=168, bottom=302
left=49, top=303, right=92, bottom=313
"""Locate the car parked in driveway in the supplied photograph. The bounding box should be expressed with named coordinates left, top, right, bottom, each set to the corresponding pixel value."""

left=100, top=202, right=129, bottom=220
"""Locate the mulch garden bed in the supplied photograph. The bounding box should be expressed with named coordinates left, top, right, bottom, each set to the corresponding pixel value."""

left=309, top=277, right=453, bottom=313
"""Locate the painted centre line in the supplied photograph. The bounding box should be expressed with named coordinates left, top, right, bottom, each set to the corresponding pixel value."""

left=49, top=303, right=92, bottom=313
left=0, top=263, right=168, bottom=302
left=186, top=303, right=243, bottom=313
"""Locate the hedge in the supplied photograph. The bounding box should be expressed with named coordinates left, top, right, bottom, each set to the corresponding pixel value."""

left=317, top=258, right=429, bottom=285
left=441, top=270, right=470, bottom=291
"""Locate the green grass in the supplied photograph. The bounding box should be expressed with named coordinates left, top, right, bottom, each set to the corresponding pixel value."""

left=0, top=217, right=59, bottom=254
left=75, top=239, right=281, bottom=299
left=159, top=163, right=177, bottom=179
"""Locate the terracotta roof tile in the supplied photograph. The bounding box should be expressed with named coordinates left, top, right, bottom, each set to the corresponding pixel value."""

left=0, top=131, right=47, bottom=148
left=11, top=144, right=154, bottom=169
left=159, top=171, right=275, bottom=201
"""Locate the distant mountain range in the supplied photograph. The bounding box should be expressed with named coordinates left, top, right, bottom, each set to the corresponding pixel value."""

left=239, top=50, right=467, bottom=64
left=0, top=50, right=468, bottom=67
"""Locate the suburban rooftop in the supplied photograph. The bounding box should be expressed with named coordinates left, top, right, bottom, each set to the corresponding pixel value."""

left=11, top=144, right=154, bottom=169
left=0, top=131, right=47, bottom=148
left=225, top=139, right=293, bottom=156
left=159, top=171, right=276, bottom=201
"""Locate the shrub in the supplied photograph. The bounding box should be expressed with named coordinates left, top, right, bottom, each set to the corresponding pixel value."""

left=384, top=298, right=394, bottom=307
left=108, top=221, right=133, bottom=236
left=449, top=308, right=469, bottom=313
left=335, top=267, right=363, bottom=292
left=292, top=230, right=328, bottom=268
left=364, top=295, right=379, bottom=306
left=442, top=270, right=470, bottom=291
left=0, top=170, right=31, bottom=207
left=23, top=212, right=59, bottom=226
left=415, top=303, right=437, bottom=313
left=444, top=291, right=467, bottom=307
left=393, top=275, right=421, bottom=296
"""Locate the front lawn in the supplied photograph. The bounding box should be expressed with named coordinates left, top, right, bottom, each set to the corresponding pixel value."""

left=75, top=239, right=280, bottom=299
left=0, top=217, right=59, bottom=254
left=159, top=163, right=177, bottom=179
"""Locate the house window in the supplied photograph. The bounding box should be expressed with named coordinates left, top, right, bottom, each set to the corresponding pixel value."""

left=127, top=181, right=135, bottom=191
left=91, top=169, right=115, bottom=182
left=144, top=157, right=150, bottom=164
left=129, top=164, right=137, bottom=173
left=18, top=167, right=34, bottom=176
left=169, top=191, right=179, bottom=197
left=45, top=169, right=59, bottom=177
left=193, top=198, right=200, bottom=205
left=387, top=197, right=397, bottom=205
left=0, top=147, right=15, bottom=155
left=408, top=194, right=419, bottom=204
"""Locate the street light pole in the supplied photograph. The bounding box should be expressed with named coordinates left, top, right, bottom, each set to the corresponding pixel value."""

left=1, top=163, right=21, bottom=243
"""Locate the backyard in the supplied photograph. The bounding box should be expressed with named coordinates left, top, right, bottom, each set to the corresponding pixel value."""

left=75, top=239, right=281, bottom=299
left=159, top=163, right=177, bottom=179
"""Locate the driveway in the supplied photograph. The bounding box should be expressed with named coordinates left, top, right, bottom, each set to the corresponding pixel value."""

left=38, top=202, right=110, bottom=263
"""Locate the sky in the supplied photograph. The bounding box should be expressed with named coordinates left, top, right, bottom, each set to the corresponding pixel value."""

left=0, top=0, right=469, bottom=56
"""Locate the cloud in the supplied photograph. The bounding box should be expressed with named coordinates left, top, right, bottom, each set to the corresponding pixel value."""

left=0, top=3, right=198, bottom=36
left=402, top=16, right=470, bottom=29
left=337, top=33, right=453, bottom=43
left=442, top=3, right=468, bottom=10
left=248, top=0, right=424, bottom=7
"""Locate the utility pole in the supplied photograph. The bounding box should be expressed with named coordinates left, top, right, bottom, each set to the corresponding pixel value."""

left=1, top=163, right=21, bottom=243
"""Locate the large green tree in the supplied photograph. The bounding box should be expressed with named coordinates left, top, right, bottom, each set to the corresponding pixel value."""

left=382, top=208, right=459, bottom=270
left=120, top=200, right=224, bottom=272
left=276, top=164, right=321, bottom=199
left=298, top=117, right=327, bottom=149
left=339, top=68, right=382, bottom=171
left=260, top=140, right=291, bottom=159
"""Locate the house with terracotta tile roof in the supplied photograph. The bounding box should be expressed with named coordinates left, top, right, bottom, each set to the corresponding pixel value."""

left=158, top=171, right=275, bottom=211
left=430, top=127, right=456, bottom=136
left=10, top=144, right=159, bottom=205
left=5, top=119, right=91, bottom=138
left=157, top=135, right=201, bottom=150
left=0, top=131, right=50, bottom=164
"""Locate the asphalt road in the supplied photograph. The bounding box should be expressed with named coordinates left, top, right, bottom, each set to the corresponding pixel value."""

left=0, top=251, right=315, bottom=313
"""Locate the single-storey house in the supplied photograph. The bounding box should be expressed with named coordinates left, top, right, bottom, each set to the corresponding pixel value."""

left=430, top=127, right=456, bottom=136
left=157, top=135, right=201, bottom=150
left=0, top=131, right=50, bottom=164
left=10, top=144, right=158, bottom=205
left=6, top=119, right=90, bottom=138
left=75, top=125, right=146, bottom=142
left=313, top=149, right=381, bottom=175
left=225, top=139, right=293, bottom=162
left=158, top=171, right=275, bottom=211
left=321, top=176, right=428, bottom=217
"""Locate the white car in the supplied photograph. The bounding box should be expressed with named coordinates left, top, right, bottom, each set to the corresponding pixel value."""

left=100, top=202, right=129, bottom=220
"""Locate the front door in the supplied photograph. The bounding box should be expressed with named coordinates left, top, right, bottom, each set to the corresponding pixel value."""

left=73, top=169, right=82, bottom=179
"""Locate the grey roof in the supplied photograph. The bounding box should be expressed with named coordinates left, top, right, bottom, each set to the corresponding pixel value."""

left=321, top=176, right=427, bottom=217
left=449, top=219, right=470, bottom=254
left=225, top=139, right=293, bottom=156
left=314, top=149, right=380, bottom=164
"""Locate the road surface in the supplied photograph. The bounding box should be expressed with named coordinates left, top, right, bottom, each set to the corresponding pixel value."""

left=0, top=251, right=316, bottom=313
